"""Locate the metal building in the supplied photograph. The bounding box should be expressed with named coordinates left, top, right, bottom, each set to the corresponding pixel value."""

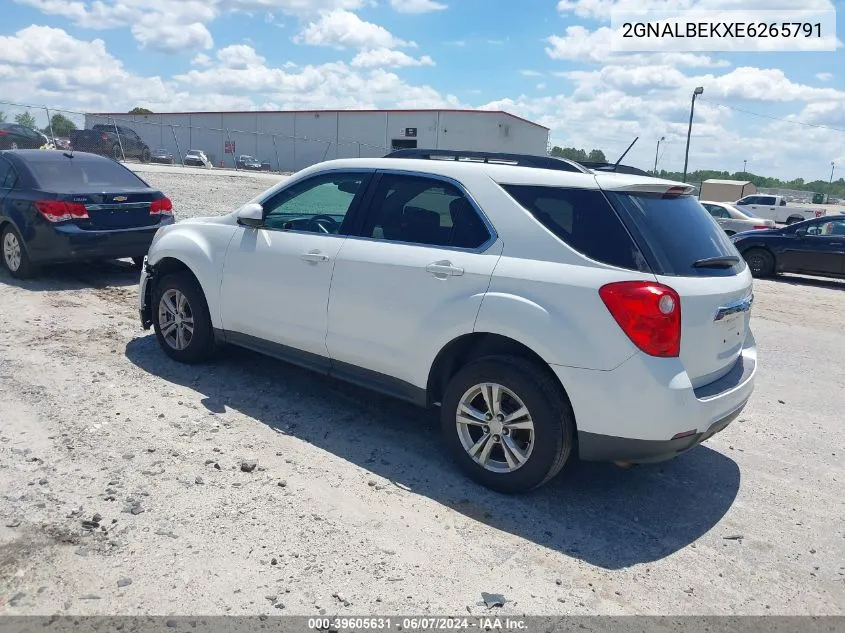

left=85, top=109, right=550, bottom=172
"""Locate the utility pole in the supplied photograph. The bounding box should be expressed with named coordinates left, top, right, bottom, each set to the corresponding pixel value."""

left=743, top=159, right=747, bottom=174
left=682, top=86, right=704, bottom=183
left=654, top=136, right=665, bottom=175
left=827, top=161, right=835, bottom=203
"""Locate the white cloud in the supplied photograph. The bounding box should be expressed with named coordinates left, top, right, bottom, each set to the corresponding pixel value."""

left=13, top=0, right=369, bottom=50
left=216, top=44, right=267, bottom=68
left=133, top=21, right=213, bottom=53
left=520, top=70, right=542, bottom=77
left=536, top=83, right=547, bottom=90
left=192, top=53, right=213, bottom=66
left=555, top=0, right=837, bottom=21
left=816, top=72, right=833, bottom=81
left=546, top=25, right=729, bottom=67
left=294, top=10, right=414, bottom=49
left=351, top=48, right=434, bottom=68
left=389, top=0, right=447, bottom=13
left=0, top=25, right=171, bottom=109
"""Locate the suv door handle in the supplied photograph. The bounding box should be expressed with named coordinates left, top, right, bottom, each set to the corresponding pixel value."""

left=426, top=260, right=464, bottom=277
left=301, top=250, right=330, bottom=263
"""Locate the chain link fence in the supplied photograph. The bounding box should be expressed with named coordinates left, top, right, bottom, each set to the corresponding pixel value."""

left=0, top=100, right=392, bottom=174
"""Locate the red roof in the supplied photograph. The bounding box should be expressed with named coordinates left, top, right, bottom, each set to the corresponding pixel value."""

left=88, top=108, right=549, bottom=131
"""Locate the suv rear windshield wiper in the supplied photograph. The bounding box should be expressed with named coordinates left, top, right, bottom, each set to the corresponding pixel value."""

left=692, top=255, right=740, bottom=268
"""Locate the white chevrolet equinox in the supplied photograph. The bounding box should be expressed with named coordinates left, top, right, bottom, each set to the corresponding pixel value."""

left=139, top=150, right=756, bottom=493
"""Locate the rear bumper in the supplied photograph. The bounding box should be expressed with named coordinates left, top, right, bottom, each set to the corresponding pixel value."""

left=27, top=219, right=173, bottom=264
left=552, top=330, right=756, bottom=462
left=577, top=400, right=746, bottom=463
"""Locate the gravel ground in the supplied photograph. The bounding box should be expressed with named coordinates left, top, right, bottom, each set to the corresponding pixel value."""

left=0, top=166, right=843, bottom=616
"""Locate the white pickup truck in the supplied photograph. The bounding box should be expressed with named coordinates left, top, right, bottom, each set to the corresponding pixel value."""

left=734, top=194, right=826, bottom=225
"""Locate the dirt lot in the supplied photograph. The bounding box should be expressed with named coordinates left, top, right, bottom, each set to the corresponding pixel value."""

left=0, top=166, right=843, bottom=616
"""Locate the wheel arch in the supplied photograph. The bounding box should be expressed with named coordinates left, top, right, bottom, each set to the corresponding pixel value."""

left=426, top=332, right=574, bottom=414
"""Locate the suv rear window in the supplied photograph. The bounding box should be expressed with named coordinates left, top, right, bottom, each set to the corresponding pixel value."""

left=606, top=193, right=745, bottom=277
left=502, top=185, right=650, bottom=272
left=27, top=157, right=148, bottom=190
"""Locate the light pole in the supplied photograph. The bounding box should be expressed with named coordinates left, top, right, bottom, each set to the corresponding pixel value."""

left=743, top=159, right=747, bottom=175
left=654, top=136, right=665, bottom=175
left=682, top=86, right=704, bottom=183
left=827, top=161, right=835, bottom=203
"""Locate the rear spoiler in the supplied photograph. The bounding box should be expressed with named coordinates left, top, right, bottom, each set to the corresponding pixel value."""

left=598, top=182, right=696, bottom=197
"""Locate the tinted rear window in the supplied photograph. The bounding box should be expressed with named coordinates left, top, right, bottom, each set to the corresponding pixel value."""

left=606, top=193, right=745, bottom=277
left=503, top=185, right=650, bottom=272
left=27, top=158, right=148, bottom=190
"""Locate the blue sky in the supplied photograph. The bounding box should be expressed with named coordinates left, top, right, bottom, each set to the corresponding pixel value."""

left=1, top=0, right=844, bottom=180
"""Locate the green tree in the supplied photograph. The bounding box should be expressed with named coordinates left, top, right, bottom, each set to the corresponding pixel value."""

left=42, top=113, right=77, bottom=137
left=14, top=111, right=37, bottom=129
left=129, top=107, right=153, bottom=115
left=0, top=111, right=5, bottom=123
left=550, top=146, right=589, bottom=162
left=587, top=149, right=607, bottom=163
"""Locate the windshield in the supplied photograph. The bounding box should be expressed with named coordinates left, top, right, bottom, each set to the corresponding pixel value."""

left=607, top=192, right=745, bottom=277
left=28, top=157, right=149, bottom=190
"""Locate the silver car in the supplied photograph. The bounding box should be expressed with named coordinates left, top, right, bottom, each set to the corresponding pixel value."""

left=700, top=200, right=775, bottom=235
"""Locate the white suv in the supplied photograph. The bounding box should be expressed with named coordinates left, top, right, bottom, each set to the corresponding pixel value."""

left=139, top=150, right=756, bottom=493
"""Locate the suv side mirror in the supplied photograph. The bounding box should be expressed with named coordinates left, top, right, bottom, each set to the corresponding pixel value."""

left=795, top=227, right=808, bottom=238
left=236, top=203, right=264, bottom=228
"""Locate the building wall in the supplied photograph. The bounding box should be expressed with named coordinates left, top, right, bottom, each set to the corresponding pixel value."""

left=85, top=111, right=550, bottom=172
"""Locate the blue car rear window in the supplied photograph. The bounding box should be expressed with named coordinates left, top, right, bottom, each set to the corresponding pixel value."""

left=27, top=157, right=147, bottom=190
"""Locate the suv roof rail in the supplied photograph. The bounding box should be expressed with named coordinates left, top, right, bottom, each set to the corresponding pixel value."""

left=383, top=148, right=590, bottom=173
left=578, top=161, right=652, bottom=177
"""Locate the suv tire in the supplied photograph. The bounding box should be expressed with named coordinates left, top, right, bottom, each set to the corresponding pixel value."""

left=441, top=355, right=575, bottom=493
left=152, top=272, right=216, bottom=363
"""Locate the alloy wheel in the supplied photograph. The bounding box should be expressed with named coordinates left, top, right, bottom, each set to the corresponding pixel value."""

left=455, top=382, right=535, bottom=473
left=3, top=232, right=22, bottom=272
left=158, top=289, right=195, bottom=351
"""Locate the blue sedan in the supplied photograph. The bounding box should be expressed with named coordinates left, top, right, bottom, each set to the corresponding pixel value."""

left=0, top=150, right=174, bottom=279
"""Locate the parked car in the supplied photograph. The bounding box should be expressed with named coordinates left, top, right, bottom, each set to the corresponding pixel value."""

left=731, top=216, right=845, bottom=279
left=150, top=149, right=175, bottom=165
left=0, top=124, right=53, bottom=150
left=52, top=137, right=72, bottom=151
left=700, top=200, right=776, bottom=235
left=0, top=150, right=174, bottom=279
left=69, top=125, right=151, bottom=162
left=734, top=194, right=825, bottom=225
left=184, top=149, right=211, bottom=168
left=261, top=161, right=272, bottom=172
left=236, top=155, right=262, bottom=170
left=138, top=149, right=756, bottom=493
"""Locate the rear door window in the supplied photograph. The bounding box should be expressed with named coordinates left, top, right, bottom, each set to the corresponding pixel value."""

left=362, top=174, right=491, bottom=249
left=27, top=157, right=149, bottom=190
left=502, top=184, right=649, bottom=271
left=606, top=192, right=745, bottom=277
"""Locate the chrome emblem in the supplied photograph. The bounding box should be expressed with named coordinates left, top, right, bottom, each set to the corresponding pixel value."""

left=113, top=195, right=128, bottom=202
left=714, top=294, right=753, bottom=322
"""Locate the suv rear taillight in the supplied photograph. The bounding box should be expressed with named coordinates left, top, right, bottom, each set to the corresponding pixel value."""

left=35, top=200, right=89, bottom=223
left=599, top=281, right=681, bottom=357
left=150, top=197, right=173, bottom=215
left=101, top=133, right=109, bottom=141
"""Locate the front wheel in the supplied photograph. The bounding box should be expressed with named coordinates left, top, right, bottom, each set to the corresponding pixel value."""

left=786, top=216, right=803, bottom=225
left=2, top=226, right=38, bottom=279
left=441, top=355, right=575, bottom=493
left=152, top=272, right=216, bottom=363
